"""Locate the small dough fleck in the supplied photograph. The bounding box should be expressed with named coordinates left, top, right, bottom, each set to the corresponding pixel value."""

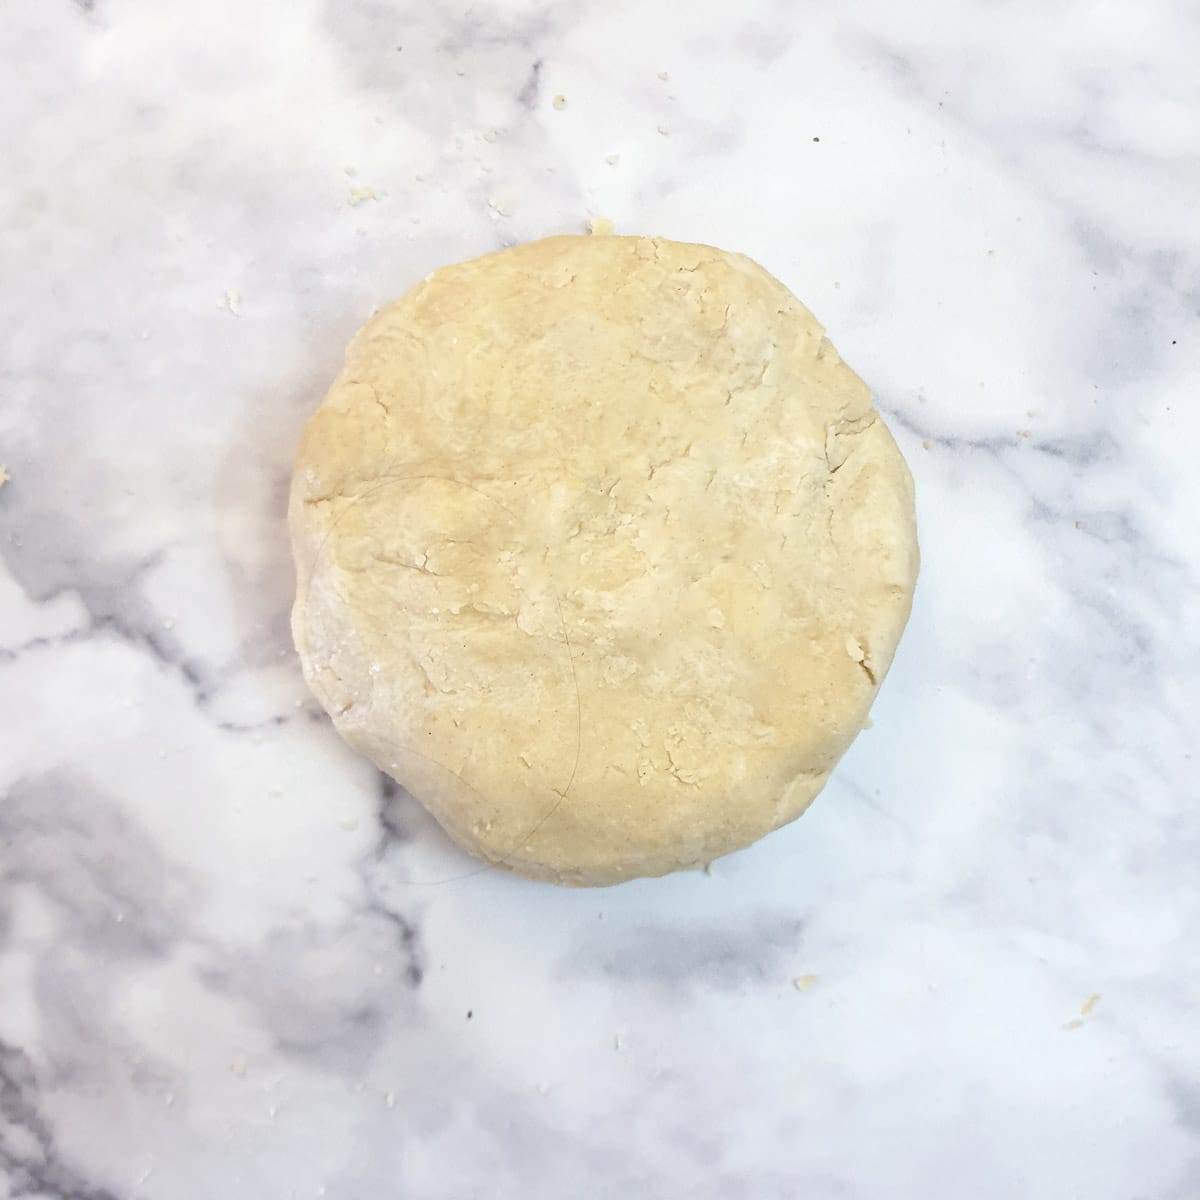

left=552, top=94, right=567, bottom=110
left=588, top=216, right=614, bottom=236
left=348, top=187, right=379, bottom=206
left=792, top=974, right=818, bottom=991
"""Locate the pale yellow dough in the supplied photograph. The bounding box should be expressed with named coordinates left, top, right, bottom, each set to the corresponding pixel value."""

left=289, top=235, right=918, bottom=885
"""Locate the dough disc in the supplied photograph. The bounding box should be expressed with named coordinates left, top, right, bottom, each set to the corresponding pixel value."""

left=289, top=235, right=918, bottom=885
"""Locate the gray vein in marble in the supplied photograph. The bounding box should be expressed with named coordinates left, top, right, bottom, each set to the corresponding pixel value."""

left=517, top=57, right=543, bottom=110
left=1, top=1040, right=119, bottom=1200
left=566, top=913, right=806, bottom=991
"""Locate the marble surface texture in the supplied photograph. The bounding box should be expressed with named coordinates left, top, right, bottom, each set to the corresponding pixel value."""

left=2, top=1, right=1198, bottom=1197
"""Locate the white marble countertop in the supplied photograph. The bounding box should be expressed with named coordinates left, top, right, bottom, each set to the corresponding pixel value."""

left=3, top=1, right=1198, bottom=1197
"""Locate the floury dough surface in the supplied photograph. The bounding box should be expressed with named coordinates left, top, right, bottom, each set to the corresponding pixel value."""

left=289, top=235, right=918, bottom=884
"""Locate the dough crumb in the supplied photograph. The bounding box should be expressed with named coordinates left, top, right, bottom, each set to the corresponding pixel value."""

left=656, top=123, right=670, bottom=136
left=487, top=195, right=512, bottom=218
left=343, top=165, right=357, bottom=177
left=222, top=288, right=241, bottom=316
left=702, top=861, right=714, bottom=875
left=793, top=973, right=818, bottom=991
left=1063, top=991, right=1102, bottom=1030
left=385, top=1091, right=396, bottom=1108
left=588, top=215, right=614, bottom=236
left=605, top=153, right=620, bottom=165
left=348, top=186, right=379, bottom=206
left=657, top=70, right=669, bottom=81
left=0, top=464, right=11, bottom=488
left=922, top=438, right=933, bottom=450
left=338, top=817, right=360, bottom=831
left=613, top=1033, right=623, bottom=1051
left=483, top=128, right=497, bottom=142
left=552, top=94, right=567, bottom=110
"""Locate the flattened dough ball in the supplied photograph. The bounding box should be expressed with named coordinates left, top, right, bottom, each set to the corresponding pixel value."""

left=289, top=235, right=918, bottom=886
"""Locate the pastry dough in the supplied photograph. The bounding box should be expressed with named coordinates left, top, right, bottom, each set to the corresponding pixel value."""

left=289, top=235, right=918, bottom=885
